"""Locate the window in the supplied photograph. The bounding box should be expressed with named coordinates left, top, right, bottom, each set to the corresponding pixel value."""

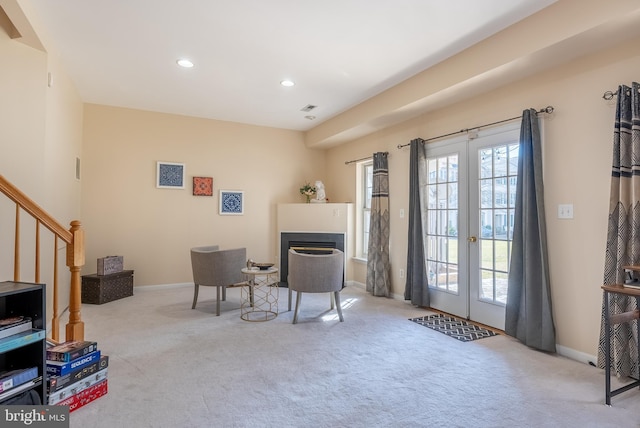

left=358, top=161, right=373, bottom=258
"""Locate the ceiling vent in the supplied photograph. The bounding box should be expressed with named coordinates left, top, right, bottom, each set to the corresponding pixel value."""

left=300, top=104, right=317, bottom=112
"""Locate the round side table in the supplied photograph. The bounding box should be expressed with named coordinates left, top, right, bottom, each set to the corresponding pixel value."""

left=240, top=267, right=279, bottom=321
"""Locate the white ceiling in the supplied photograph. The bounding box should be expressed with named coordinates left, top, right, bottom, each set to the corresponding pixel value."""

left=28, top=0, right=556, bottom=132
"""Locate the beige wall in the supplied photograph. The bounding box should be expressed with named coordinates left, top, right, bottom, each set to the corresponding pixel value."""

left=0, top=2, right=83, bottom=322
left=324, top=36, right=640, bottom=360
left=81, top=105, right=326, bottom=286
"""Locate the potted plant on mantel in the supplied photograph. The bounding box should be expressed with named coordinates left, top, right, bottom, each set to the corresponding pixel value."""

left=299, top=182, right=316, bottom=203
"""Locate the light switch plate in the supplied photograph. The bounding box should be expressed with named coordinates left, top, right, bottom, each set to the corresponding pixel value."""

left=558, top=204, right=574, bottom=219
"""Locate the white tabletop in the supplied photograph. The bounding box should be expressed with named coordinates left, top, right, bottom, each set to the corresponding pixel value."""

left=242, top=267, right=278, bottom=275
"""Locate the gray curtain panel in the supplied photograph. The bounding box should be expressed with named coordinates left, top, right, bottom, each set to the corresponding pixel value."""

left=597, top=83, right=639, bottom=379
left=366, top=152, right=391, bottom=297
left=404, top=139, right=430, bottom=306
left=505, top=109, right=556, bottom=353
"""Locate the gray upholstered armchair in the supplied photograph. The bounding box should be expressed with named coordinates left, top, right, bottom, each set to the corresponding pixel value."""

left=287, top=248, right=344, bottom=324
left=190, top=245, right=247, bottom=316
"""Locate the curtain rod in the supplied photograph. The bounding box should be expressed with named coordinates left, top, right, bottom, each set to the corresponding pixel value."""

left=396, top=106, right=554, bottom=149
left=344, top=151, right=388, bottom=165
left=602, top=88, right=640, bottom=100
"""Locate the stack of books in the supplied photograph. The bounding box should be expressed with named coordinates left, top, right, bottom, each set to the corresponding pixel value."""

left=46, top=340, right=108, bottom=411
left=0, top=316, right=44, bottom=403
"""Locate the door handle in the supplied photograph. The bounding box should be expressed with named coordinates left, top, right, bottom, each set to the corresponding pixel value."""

left=468, top=236, right=477, bottom=243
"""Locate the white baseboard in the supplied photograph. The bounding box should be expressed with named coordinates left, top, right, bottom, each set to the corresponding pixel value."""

left=347, top=280, right=364, bottom=290
left=556, top=344, right=597, bottom=366
left=348, top=280, right=406, bottom=301
left=134, top=282, right=192, bottom=291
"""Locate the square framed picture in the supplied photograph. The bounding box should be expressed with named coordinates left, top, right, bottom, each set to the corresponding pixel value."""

left=156, top=161, right=185, bottom=189
left=219, top=190, right=244, bottom=215
left=193, top=177, right=213, bottom=196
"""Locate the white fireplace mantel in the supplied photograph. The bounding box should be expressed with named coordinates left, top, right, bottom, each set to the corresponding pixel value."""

left=277, top=203, right=353, bottom=234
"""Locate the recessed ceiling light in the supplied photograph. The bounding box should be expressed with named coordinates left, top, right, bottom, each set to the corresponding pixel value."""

left=280, top=80, right=295, bottom=87
left=177, top=59, right=194, bottom=68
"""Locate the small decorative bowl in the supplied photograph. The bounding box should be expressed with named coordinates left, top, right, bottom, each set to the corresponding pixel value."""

left=253, top=262, right=274, bottom=270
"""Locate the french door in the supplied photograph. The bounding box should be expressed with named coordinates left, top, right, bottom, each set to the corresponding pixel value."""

left=424, top=124, right=520, bottom=330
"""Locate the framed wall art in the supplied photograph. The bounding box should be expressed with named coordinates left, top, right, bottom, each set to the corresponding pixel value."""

left=219, top=190, right=244, bottom=215
left=193, top=177, right=213, bottom=196
left=156, top=161, right=185, bottom=189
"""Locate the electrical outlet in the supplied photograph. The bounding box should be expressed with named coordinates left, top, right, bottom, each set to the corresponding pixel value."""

left=399, top=268, right=405, bottom=279
left=558, top=204, right=574, bottom=219
left=400, top=209, right=405, bottom=218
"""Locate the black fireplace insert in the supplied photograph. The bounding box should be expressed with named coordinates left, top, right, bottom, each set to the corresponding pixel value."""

left=279, top=232, right=345, bottom=286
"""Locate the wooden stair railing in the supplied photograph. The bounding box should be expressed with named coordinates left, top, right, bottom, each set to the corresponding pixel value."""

left=0, top=175, right=85, bottom=342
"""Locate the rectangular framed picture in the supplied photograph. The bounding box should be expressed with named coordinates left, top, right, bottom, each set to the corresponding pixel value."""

left=156, top=161, right=185, bottom=189
left=193, top=176, right=213, bottom=196
left=219, top=190, right=244, bottom=215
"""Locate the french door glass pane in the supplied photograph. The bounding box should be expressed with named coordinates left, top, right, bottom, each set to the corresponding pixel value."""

left=437, top=210, right=443, bottom=237
left=427, top=236, right=436, bottom=260
left=480, top=239, right=493, bottom=271
left=495, top=272, right=509, bottom=303
left=428, top=184, right=437, bottom=209
left=508, top=145, right=519, bottom=175
left=437, top=237, right=447, bottom=262
left=494, top=239, right=510, bottom=273
left=448, top=209, right=458, bottom=237
left=448, top=155, right=458, bottom=181
left=426, top=154, right=459, bottom=295
left=480, top=149, right=493, bottom=178
left=494, top=178, right=507, bottom=207
left=480, top=179, right=492, bottom=208
left=428, top=159, right=437, bottom=183
left=427, top=210, right=436, bottom=235
left=448, top=183, right=458, bottom=209
left=481, top=270, right=494, bottom=300
left=494, top=147, right=507, bottom=176
left=481, top=209, right=493, bottom=238
left=476, top=142, right=518, bottom=305
left=438, top=158, right=447, bottom=180
left=447, top=264, right=459, bottom=293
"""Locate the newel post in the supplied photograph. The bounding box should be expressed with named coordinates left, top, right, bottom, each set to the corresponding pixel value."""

left=65, top=220, right=85, bottom=341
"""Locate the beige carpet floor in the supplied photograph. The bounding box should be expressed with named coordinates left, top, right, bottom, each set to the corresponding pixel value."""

left=67, top=284, right=638, bottom=428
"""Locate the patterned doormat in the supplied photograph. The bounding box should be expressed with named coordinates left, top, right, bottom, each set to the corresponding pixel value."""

left=409, top=313, right=498, bottom=342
